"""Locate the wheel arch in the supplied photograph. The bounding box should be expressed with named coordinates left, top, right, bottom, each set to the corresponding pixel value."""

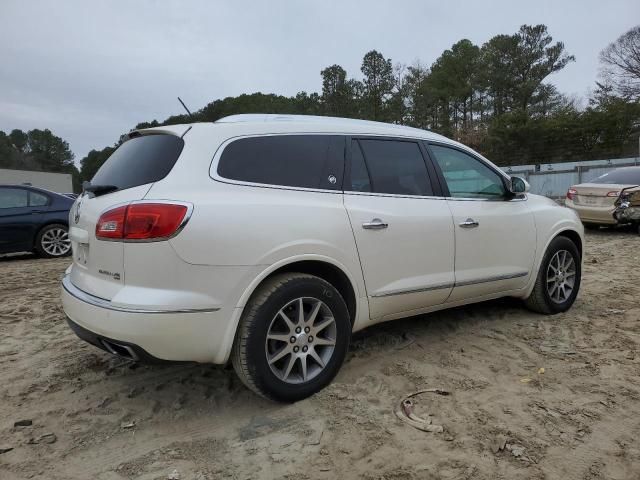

left=555, top=228, right=583, bottom=258
left=237, top=256, right=359, bottom=328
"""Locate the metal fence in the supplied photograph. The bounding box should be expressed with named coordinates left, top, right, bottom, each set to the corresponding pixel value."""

left=500, top=157, right=640, bottom=198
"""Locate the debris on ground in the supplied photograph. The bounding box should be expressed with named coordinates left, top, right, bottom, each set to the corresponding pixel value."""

left=0, top=446, right=14, bottom=454
left=120, top=421, right=136, bottom=430
left=395, top=388, right=449, bottom=433
left=489, top=435, right=508, bottom=454
left=14, top=419, right=32, bottom=428
left=506, top=443, right=526, bottom=458
left=27, top=433, right=57, bottom=445
left=538, top=367, right=545, bottom=374
left=167, top=468, right=181, bottom=480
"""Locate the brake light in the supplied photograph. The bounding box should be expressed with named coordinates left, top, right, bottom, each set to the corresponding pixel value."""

left=606, top=191, right=620, bottom=197
left=96, top=203, right=189, bottom=241
left=95, top=205, right=127, bottom=239
left=566, top=188, right=577, bottom=200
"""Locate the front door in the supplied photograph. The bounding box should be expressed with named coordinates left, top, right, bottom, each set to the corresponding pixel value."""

left=343, top=138, right=455, bottom=321
left=427, top=144, right=536, bottom=302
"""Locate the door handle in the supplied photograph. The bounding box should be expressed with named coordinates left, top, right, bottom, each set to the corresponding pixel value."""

left=362, top=218, right=388, bottom=230
left=459, top=218, right=479, bottom=228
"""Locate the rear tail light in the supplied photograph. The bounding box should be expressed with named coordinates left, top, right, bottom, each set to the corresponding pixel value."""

left=606, top=191, right=620, bottom=197
left=566, top=187, right=577, bottom=200
left=96, top=203, right=189, bottom=241
left=95, top=205, right=127, bottom=239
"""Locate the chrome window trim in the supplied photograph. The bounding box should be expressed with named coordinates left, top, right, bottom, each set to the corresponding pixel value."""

left=62, top=275, right=220, bottom=314
left=209, top=132, right=437, bottom=195
left=444, top=194, right=528, bottom=202
left=343, top=191, right=447, bottom=201
left=370, top=271, right=529, bottom=298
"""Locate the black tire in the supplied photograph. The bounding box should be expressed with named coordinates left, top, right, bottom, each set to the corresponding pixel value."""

left=231, top=273, right=351, bottom=402
left=583, top=223, right=600, bottom=231
left=34, top=223, right=72, bottom=258
left=524, top=236, right=581, bottom=314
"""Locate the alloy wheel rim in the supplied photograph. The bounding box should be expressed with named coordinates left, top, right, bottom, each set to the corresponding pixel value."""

left=265, top=297, right=337, bottom=384
left=546, top=249, right=576, bottom=304
left=41, top=228, right=71, bottom=256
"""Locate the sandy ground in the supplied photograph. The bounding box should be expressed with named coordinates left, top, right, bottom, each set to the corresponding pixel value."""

left=1, top=229, right=640, bottom=480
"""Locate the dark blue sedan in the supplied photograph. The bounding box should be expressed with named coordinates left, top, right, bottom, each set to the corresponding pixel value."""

left=0, top=184, right=74, bottom=257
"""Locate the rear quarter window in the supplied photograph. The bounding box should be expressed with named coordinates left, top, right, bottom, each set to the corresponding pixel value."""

left=91, top=134, right=184, bottom=191
left=217, top=135, right=345, bottom=190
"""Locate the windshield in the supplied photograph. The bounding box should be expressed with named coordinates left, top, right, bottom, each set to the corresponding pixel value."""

left=591, top=168, right=640, bottom=185
left=91, top=134, right=184, bottom=192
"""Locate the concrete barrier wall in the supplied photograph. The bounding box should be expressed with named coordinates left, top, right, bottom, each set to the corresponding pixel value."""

left=0, top=168, right=73, bottom=193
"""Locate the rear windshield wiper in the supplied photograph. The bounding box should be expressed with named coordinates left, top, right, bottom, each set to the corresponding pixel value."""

left=82, top=181, right=119, bottom=196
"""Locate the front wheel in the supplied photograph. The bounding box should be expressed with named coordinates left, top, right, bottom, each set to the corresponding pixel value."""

left=35, top=224, right=71, bottom=258
left=232, top=273, right=351, bottom=402
left=524, top=236, right=581, bottom=314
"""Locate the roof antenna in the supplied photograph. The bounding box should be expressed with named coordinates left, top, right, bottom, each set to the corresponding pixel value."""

left=177, top=97, right=192, bottom=117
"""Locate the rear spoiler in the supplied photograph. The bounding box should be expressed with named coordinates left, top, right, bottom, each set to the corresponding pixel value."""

left=120, top=124, right=194, bottom=143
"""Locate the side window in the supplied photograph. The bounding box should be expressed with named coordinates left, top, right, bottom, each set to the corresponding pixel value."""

left=430, top=145, right=506, bottom=199
left=29, top=191, right=49, bottom=207
left=348, top=141, right=371, bottom=192
left=217, top=135, right=344, bottom=190
left=358, top=139, right=433, bottom=196
left=0, top=188, right=29, bottom=209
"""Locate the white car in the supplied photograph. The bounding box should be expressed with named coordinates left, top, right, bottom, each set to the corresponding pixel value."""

left=62, top=114, right=584, bottom=401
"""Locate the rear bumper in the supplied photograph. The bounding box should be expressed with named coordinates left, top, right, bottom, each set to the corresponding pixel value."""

left=61, top=275, right=233, bottom=363
left=66, top=317, right=169, bottom=363
left=565, top=200, right=617, bottom=225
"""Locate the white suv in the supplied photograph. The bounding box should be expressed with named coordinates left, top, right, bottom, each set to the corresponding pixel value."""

left=62, top=114, right=584, bottom=401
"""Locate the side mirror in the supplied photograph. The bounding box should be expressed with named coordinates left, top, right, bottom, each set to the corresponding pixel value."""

left=509, top=176, right=530, bottom=194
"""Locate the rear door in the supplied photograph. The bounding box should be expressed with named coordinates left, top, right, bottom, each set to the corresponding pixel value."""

left=427, top=143, right=536, bottom=302
left=343, top=138, right=455, bottom=321
left=69, top=134, right=185, bottom=299
left=0, top=187, right=41, bottom=253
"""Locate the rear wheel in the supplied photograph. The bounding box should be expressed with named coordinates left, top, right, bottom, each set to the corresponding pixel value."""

left=35, top=224, right=71, bottom=258
left=232, top=273, right=351, bottom=402
left=524, top=236, right=581, bottom=314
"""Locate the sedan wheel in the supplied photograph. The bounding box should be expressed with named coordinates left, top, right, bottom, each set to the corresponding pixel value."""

left=36, top=224, right=71, bottom=258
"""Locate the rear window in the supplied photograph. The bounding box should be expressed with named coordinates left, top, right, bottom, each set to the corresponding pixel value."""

left=91, top=134, right=184, bottom=191
left=592, top=169, right=640, bottom=185
left=217, top=135, right=344, bottom=190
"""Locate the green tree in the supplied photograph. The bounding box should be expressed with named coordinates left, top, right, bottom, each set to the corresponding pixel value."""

left=481, top=25, right=574, bottom=115
left=9, top=129, right=28, bottom=153
left=360, top=50, right=395, bottom=120
left=320, top=65, right=357, bottom=117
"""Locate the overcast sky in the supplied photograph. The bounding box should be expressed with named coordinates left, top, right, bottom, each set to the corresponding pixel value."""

left=1, top=0, right=639, bottom=163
